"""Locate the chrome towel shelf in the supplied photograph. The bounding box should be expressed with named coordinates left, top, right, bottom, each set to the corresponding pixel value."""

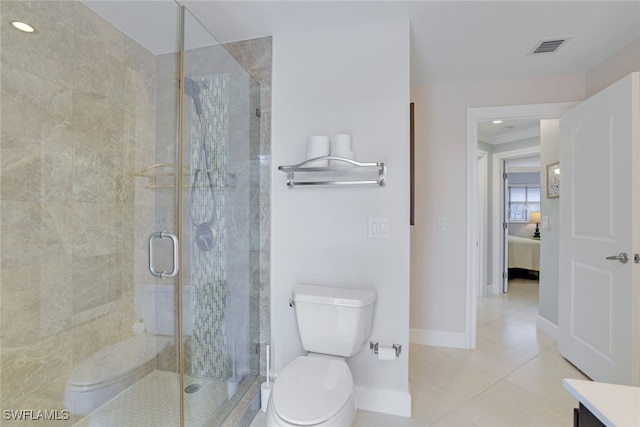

left=278, top=156, right=386, bottom=188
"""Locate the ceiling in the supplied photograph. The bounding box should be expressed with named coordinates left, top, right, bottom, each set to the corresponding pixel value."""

left=506, top=155, right=541, bottom=170
left=82, top=1, right=640, bottom=87
left=478, top=118, right=541, bottom=145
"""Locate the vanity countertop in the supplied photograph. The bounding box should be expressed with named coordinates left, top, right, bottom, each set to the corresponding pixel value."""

left=563, top=378, right=640, bottom=427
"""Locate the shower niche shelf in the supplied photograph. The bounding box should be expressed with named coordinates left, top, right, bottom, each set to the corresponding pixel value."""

left=131, top=163, right=235, bottom=191
left=278, top=156, right=386, bottom=188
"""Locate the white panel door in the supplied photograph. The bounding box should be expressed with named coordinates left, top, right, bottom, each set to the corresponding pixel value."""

left=558, top=72, right=640, bottom=385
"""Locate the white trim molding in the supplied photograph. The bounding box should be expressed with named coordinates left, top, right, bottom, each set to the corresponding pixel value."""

left=410, top=328, right=468, bottom=349
left=354, top=386, right=412, bottom=417
left=477, top=149, right=489, bottom=297
left=537, top=314, right=559, bottom=341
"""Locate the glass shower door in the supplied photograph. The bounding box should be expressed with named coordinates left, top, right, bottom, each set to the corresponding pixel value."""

left=1, top=0, right=185, bottom=425
left=0, top=2, right=260, bottom=425
left=180, top=8, right=261, bottom=426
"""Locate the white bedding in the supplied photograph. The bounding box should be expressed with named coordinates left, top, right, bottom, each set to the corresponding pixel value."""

left=508, top=235, right=540, bottom=271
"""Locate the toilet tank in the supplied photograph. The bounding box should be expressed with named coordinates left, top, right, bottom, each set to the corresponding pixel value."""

left=293, top=284, right=376, bottom=357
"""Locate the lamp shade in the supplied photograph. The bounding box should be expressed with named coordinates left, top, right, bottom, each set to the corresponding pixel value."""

left=529, top=211, right=541, bottom=224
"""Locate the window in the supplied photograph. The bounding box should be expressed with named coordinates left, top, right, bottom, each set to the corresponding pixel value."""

left=509, top=185, right=540, bottom=222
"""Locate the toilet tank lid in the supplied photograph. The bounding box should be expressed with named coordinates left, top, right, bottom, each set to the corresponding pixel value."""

left=293, top=284, right=376, bottom=308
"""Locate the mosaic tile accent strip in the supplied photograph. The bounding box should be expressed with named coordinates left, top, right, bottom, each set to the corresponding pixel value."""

left=189, top=74, right=230, bottom=380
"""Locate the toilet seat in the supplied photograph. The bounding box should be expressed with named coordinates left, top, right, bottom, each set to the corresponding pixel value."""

left=271, top=356, right=353, bottom=425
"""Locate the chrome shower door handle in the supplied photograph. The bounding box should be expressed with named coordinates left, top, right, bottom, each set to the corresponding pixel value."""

left=148, top=231, right=179, bottom=279
left=605, top=252, right=629, bottom=264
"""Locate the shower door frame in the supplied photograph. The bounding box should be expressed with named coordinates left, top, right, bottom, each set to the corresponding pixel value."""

left=177, top=5, right=187, bottom=425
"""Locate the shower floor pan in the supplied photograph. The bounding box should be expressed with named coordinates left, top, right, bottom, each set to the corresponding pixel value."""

left=73, top=370, right=241, bottom=426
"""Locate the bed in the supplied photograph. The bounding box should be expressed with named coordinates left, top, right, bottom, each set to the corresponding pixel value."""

left=508, top=235, right=540, bottom=273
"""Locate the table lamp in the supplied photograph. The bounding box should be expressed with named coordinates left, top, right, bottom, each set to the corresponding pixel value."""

left=530, top=211, right=541, bottom=239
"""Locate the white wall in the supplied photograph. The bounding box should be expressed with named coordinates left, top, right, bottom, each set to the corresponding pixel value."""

left=586, top=37, right=640, bottom=98
left=410, top=74, right=586, bottom=344
left=271, top=19, right=411, bottom=416
left=538, top=119, right=561, bottom=331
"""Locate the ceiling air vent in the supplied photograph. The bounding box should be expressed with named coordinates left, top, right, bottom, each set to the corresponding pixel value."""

left=529, top=38, right=571, bottom=55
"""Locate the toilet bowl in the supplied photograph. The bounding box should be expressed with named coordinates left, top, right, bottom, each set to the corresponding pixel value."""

left=64, top=284, right=194, bottom=415
left=64, top=335, right=164, bottom=415
left=267, top=284, right=375, bottom=427
left=266, top=355, right=356, bottom=427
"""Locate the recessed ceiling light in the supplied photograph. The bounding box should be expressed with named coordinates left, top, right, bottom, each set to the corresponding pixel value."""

left=11, top=21, right=35, bottom=33
left=492, top=120, right=503, bottom=124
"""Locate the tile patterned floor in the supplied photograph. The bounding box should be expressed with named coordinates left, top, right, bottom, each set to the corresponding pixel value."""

left=74, top=371, right=230, bottom=427
left=252, top=279, right=589, bottom=427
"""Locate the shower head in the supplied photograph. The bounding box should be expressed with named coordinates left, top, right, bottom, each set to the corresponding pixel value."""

left=183, top=77, right=203, bottom=116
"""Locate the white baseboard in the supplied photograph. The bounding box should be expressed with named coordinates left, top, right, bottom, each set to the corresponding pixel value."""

left=410, top=328, right=468, bottom=349
left=536, top=315, right=558, bottom=341
left=487, top=282, right=499, bottom=295
left=354, top=385, right=411, bottom=417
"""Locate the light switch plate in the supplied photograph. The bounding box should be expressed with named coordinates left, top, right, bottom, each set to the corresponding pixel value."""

left=368, top=218, right=389, bottom=239
left=542, top=216, right=549, bottom=229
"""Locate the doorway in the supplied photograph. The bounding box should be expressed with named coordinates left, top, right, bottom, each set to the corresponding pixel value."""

left=495, top=149, right=542, bottom=293
left=465, top=102, right=577, bottom=348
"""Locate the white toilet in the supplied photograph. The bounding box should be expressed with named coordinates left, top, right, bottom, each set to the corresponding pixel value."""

left=64, top=284, right=194, bottom=415
left=266, top=283, right=376, bottom=427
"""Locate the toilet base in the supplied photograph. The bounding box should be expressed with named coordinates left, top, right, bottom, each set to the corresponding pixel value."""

left=266, top=392, right=355, bottom=427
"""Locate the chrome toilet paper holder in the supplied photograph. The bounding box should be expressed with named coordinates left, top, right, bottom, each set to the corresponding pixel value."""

left=369, top=341, right=402, bottom=357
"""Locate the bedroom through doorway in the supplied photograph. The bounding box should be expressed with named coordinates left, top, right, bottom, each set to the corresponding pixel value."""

left=477, top=119, right=541, bottom=297
left=502, top=155, right=542, bottom=291
left=467, top=102, right=575, bottom=349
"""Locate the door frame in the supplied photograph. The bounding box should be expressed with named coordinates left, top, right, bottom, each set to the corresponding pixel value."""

left=477, top=150, right=488, bottom=297
left=465, top=102, right=578, bottom=348
left=492, top=146, right=541, bottom=295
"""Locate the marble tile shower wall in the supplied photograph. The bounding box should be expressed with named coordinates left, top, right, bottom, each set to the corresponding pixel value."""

left=0, top=1, right=157, bottom=421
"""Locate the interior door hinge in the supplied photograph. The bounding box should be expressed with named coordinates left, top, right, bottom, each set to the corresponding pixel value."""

left=503, top=222, right=508, bottom=229
left=503, top=172, right=508, bottom=180
left=503, top=272, right=508, bottom=279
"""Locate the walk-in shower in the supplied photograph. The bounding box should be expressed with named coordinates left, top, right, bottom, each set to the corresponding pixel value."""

left=0, top=1, right=267, bottom=425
